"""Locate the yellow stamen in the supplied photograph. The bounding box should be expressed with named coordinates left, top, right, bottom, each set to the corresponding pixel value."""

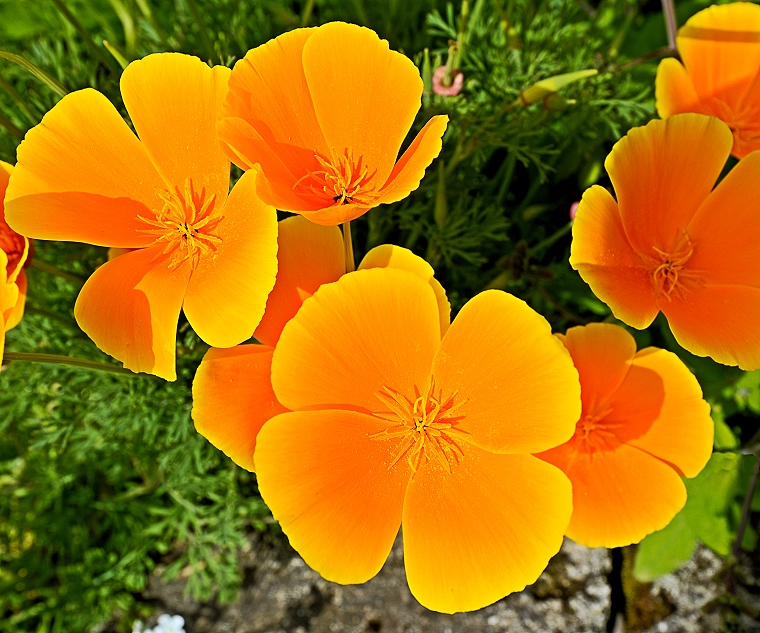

left=292, top=148, right=380, bottom=206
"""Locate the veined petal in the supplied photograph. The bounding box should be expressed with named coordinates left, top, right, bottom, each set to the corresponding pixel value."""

left=3, top=269, right=26, bottom=331
left=255, top=409, right=409, bottom=584
left=271, top=268, right=440, bottom=413
left=5, top=89, right=164, bottom=247
left=403, top=448, right=572, bottom=613
left=432, top=290, right=580, bottom=454
left=120, top=53, right=231, bottom=206
left=0, top=252, right=17, bottom=359
left=655, top=58, right=702, bottom=118
left=73, top=246, right=191, bottom=381
left=295, top=202, right=376, bottom=226
left=183, top=168, right=278, bottom=348
left=192, top=345, right=286, bottom=471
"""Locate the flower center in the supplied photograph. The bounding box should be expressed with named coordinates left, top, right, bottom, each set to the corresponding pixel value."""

left=293, top=149, right=379, bottom=206
left=138, top=180, right=223, bottom=270
left=370, top=378, right=470, bottom=474
left=573, top=405, right=621, bottom=454
left=647, top=234, right=701, bottom=301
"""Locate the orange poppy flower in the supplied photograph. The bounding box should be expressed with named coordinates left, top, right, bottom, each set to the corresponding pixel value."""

left=193, top=215, right=450, bottom=471
left=570, top=113, right=760, bottom=369
left=656, top=2, right=760, bottom=158
left=536, top=323, right=713, bottom=548
left=217, top=22, right=449, bottom=226
left=4, top=53, right=278, bottom=381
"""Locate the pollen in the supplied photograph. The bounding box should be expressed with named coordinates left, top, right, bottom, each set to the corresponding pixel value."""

left=139, top=180, right=223, bottom=270
left=370, top=378, right=470, bottom=474
left=647, top=233, right=701, bottom=301
left=292, top=148, right=379, bottom=206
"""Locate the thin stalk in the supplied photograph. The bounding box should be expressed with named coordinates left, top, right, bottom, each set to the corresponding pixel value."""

left=0, top=75, right=39, bottom=124
left=29, top=259, right=86, bottom=286
left=106, top=0, right=136, bottom=58
left=184, top=0, right=215, bottom=61
left=25, top=304, right=78, bottom=327
left=0, top=110, right=23, bottom=140
left=103, top=40, right=129, bottom=69
left=726, top=453, right=760, bottom=593
left=2, top=352, right=136, bottom=376
left=343, top=221, right=355, bottom=273
left=0, top=51, right=68, bottom=97
left=300, top=0, right=316, bottom=26
left=661, top=0, right=678, bottom=51
left=617, top=45, right=674, bottom=72
left=529, top=221, right=573, bottom=256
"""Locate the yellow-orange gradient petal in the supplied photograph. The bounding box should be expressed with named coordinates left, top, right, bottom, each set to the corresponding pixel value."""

left=5, top=89, right=163, bottom=247
left=192, top=345, right=286, bottom=471
left=74, top=246, right=191, bottom=381
left=403, top=448, right=572, bottom=614
left=296, top=201, right=376, bottom=226
left=255, top=216, right=344, bottom=347
left=606, top=114, right=733, bottom=255
left=358, top=244, right=450, bottom=337
left=661, top=284, right=760, bottom=370
left=3, top=269, right=26, bottom=331
left=547, top=443, right=686, bottom=548
left=570, top=186, right=659, bottom=329
left=655, top=58, right=702, bottom=118
left=628, top=348, right=713, bottom=478
left=0, top=252, right=18, bottom=359
left=182, top=168, right=278, bottom=348
left=255, top=409, right=409, bottom=584
left=120, top=53, right=231, bottom=206
left=432, top=290, right=580, bottom=454
left=271, top=268, right=440, bottom=413
left=302, top=22, right=423, bottom=188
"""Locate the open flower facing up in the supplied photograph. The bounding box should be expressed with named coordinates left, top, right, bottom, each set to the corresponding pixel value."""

left=537, top=323, right=713, bottom=548
left=217, top=22, right=448, bottom=226
left=656, top=2, right=760, bottom=158
left=5, top=53, right=278, bottom=380
left=571, top=113, right=760, bottom=369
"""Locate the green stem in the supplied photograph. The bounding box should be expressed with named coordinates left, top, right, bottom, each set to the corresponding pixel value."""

left=29, top=259, right=86, bottom=286
left=300, top=0, right=316, bottom=26
left=529, top=221, right=573, bottom=256
left=343, top=221, right=355, bottom=273
left=184, top=0, right=215, bottom=61
left=2, top=352, right=136, bottom=376
left=726, top=453, right=760, bottom=593
left=0, top=74, right=39, bottom=124
left=0, top=51, right=68, bottom=98
left=0, top=110, right=23, bottom=140
left=25, top=304, right=78, bottom=327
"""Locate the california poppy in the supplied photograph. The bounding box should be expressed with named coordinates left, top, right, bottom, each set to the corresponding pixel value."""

left=656, top=2, right=760, bottom=158
left=5, top=53, right=278, bottom=381
left=537, top=323, right=713, bottom=547
left=193, top=215, right=450, bottom=471
left=571, top=113, right=760, bottom=369
left=217, top=22, right=448, bottom=226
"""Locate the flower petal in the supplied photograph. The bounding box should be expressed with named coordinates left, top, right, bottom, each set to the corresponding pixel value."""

left=182, top=168, right=278, bottom=348
left=655, top=58, right=702, bottom=118
left=192, top=344, right=286, bottom=471
left=255, top=216, right=344, bottom=347
left=73, top=246, right=191, bottom=381
left=3, top=269, right=26, bottom=331
left=120, top=53, right=231, bottom=206
left=255, top=409, right=409, bottom=583
left=4, top=89, right=163, bottom=247
left=570, top=186, right=659, bottom=329
left=432, top=290, right=580, bottom=454
left=271, top=268, right=440, bottom=413
left=606, top=114, right=733, bottom=255
left=628, top=348, right=713, bottom=478
left=302, top=22, right=423, bottom=188
left=402, top=448, right=572, bottom=614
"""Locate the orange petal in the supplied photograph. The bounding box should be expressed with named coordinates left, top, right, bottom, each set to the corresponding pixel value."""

left=120, top=53, right=231, bottom=206
left=375, top=115, right=448, bottom=205
left=3, top=269, right=26, bottom=331
left=192, top=344, right=286, bottom=471
left=182, top=168, right=278, bottom=348
left=661, top=284, right=760, bottom=370
left=73, top=246, right=191, bottom=381
left=271, top=268, right=440, bottom=413
left=655, top=58, right=702, bottom=118
left=542, top=443, right=686, bottom=548
left=687, top=150, right=760, bottom=287
left=4, top=89, right=164, bottom=247
left=302, top=22, right=423, bottom=188
left=255, top=216, right=344, bottom=347
left=403, top=448, right=572, bottom=613
left=432, top=290, right=580, bottom=454
left=0, top=250, right=19, bottom=345
left=358, top=244, right=450, bottom=337
left=628, top=348, right=713, bottom=478
left=606, top=114, right=733, bottom=255
left=255, top=409, right=409, bottom=583
left=295, top=201, right=375, bottom=226
left=569, top=186, right=659, bottom=329
left=600, top=363, right=665, bottom=444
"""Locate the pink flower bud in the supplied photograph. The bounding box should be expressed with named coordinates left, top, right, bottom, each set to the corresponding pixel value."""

left=570, top=201, right=580, bottom=222
left=433, top=66, right=464, bottom=96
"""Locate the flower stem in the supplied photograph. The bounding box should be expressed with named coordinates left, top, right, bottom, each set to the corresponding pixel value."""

left=29, top=259, right=86, bottom=286
left=661, top=0, right=678, bottom=50
left=2, top=352, right=136, bottom=376
left=529, top=221, right=573, bottom=256
left=343, top=221, right=355, bottom=273
left=726, top=452, right=760, bottom=593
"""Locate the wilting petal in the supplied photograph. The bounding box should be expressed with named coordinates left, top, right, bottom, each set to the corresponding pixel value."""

left=403, top=448, right=571, bottom=613
left=74, top=246, right=191, bottom=381
left=255, top=216, right=344, bottom=347
left=192, top=345, right=286, bottom=471
left=255, top=409, right=409, bottom=583
left=628, top=348, right=713, bottom=478
left=121, top=53, right=231, bottom=206
left=302, top=22, right=423, bottom=187
left=432, top=290, right=580, bottom=454
left=3, top=269, right=26, bottom=331
left=183, top=168, right=278, bottom=348
left=271, top=268, right=440, bottom=413
left=655, top=58, right=702, bottom=118
left=570, top=186, right=659, bottom=329
left=5, top=89, right=164, bottom=247
left=606, top=114, right=732, bottom=255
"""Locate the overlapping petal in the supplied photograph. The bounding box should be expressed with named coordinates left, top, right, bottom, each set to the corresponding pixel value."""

left=655, top=58, right=702, bottom=118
